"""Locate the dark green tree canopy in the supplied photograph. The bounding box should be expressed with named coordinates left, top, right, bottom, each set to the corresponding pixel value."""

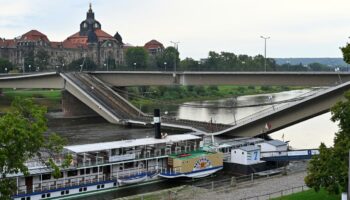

left=0, top=98, right=71, bottom=199
left=305, top=91, right=350, bottom=194
left=0, top=58, right=13, bottom=73
left=35, top=49, right=50, bottom=71
left=125, top=47, right=149, bottom=69
left=67, top=57, right=97, bottom=71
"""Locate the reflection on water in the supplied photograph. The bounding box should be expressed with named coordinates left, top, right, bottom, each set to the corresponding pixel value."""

left=175, top=89, right=338, bottom=149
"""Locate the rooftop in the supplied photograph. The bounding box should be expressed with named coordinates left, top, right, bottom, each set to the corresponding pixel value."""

left=169, top=149, right=216, bottom=160
left=239, top=145, right=260, bottom=152
left=64, top=134, right=200, bottom=154
left=266, top=140, right=287, bottom=147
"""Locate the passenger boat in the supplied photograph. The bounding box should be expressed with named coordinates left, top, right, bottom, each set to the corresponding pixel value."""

left=8, top=109, right=224, bottom=200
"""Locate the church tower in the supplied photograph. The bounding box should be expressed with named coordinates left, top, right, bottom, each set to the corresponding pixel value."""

left=79, top=3, right=101, bottom=43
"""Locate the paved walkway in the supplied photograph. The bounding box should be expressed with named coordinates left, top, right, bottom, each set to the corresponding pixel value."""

left=115, top=161, right=309, bottom=200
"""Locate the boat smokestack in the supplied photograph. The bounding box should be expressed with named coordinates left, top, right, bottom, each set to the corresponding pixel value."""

left=154, top=109, right=161, bottom=139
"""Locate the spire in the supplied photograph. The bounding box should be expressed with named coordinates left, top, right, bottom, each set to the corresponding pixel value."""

left=86, top=2, right=95, bottom=19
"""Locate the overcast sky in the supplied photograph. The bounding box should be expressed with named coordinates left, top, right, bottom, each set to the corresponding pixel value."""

left=1, top=0, right=350, bottom=59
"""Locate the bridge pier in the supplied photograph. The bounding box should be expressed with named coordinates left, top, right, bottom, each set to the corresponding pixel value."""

left=61, top=90, right=97, bottom=117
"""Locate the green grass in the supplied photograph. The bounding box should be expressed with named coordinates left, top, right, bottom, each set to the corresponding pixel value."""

left=2, top=88, right=61, bottom=100
left=272, top=189, right=340, bottom=200
left=0, top=89, right=62, bottom=112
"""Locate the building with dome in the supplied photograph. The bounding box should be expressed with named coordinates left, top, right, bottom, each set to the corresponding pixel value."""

left=0, top=4, right=125, bottom=71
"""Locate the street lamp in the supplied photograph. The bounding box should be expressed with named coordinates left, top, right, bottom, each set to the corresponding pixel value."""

left=164, top=62, right=167, bottom=71
left=104, top=63, right=107, bottom=71
left=133, top=62, right=137, bottom=71
left=4, top=67, right=7, bottom=73
left=260, top=36, right=270, bottom=72
left=170, top=41, right=180, bottom=72
left=28, top=65, right=31, bottom=72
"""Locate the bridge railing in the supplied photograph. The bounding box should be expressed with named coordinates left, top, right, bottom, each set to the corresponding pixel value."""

left=231, top=88, right=325, bottom=127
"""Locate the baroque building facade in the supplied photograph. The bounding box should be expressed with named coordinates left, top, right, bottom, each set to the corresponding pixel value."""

left=0, top=4, right=124, bottom=71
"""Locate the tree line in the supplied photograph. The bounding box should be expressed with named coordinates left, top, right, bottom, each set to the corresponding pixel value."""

left=0, top=47, right=344, bottom=73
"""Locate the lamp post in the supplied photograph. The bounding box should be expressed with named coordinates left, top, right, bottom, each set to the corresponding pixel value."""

left=4, top=67, right=7, bottom=73
left=164, top=62, right=167, bottom=71
left=104, top=63, right=107, bottom=71
left=133, top=62, right=137, bottom=71
left=170, top=41, right=180, bottom=72
left=28, top=65, right=31, bottom=72
left=260, top=36, right=270, bottom=72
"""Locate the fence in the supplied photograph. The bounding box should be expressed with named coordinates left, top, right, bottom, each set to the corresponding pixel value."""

left=241, top=185, right=308, bottom=200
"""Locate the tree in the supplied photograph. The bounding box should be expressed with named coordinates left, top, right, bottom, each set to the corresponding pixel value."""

left=341, top=43, right=350, bottom=64
left=35, top=49, right=50, bottom=71
left=156, top=47, right=180, bottom=71
left=305, top=91, right=350, bottom=194
left=125, top=47, right=149, bottom=70
left=0, top=98, right=71, bottom=199
left=24, top=50, right=35, bottom=72
left=0, top=58, right=13, bottom=73
left=180, top=58, right=199, bottom=71
left=67, top=57, right=97, bottom=71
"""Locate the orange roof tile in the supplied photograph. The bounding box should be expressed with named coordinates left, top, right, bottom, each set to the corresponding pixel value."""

left=21, top=30, right=50, bottom=42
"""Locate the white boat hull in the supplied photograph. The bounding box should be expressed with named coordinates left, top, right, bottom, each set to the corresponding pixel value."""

left=159, top=166, right=223, bottom=179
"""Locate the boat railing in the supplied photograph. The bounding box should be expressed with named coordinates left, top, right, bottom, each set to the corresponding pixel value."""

left=74, top=147, right=198, bottom=168
left=15, top=174, right=117, bottom=196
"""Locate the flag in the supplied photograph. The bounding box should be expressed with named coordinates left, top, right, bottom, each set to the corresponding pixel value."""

left=265, top=122, right=272, bottom=130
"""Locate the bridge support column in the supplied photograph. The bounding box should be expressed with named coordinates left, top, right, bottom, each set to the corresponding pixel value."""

left=61, top=90, right=97, bottom=117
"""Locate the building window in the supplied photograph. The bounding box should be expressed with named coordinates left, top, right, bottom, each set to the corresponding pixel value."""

left=86, top=168, right=91, bottom=174
left=80, top=169, right=85, bottom=175
left=93, top=167, right=98, bottom=173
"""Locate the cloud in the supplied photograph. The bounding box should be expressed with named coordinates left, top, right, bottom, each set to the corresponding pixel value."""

left=1, top=0, right=349, bottom=58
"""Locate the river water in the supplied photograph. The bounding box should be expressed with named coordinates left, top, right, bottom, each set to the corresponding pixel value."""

left=174, top=89, right=338, bottom=149
left=48, top=89, right=338, bottom=199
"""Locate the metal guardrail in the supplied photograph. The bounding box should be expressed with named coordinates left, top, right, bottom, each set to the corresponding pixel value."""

left=241, top=184, right=308, bottom=200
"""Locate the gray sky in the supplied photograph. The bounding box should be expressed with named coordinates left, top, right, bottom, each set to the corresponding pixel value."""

left=1, top=0, right=350, bottom=59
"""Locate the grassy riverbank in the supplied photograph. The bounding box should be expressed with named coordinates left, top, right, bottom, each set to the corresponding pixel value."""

left=0, top=89, right=61, bottom=112
left=129, top=85, right=304, bottom=107
left=272, top=189, right=340, bottom=200
left=0, top=85, right=304, bottom=113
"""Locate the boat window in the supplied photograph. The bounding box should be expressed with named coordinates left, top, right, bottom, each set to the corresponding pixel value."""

left=242, top=152, right=244, bottom=155
left=26, top=197, right=30, bottom=200
left=47, top=193, right=51, bottom=198
left=97, top=185, right=100, bottom=189
left=65, top=190, right=69, bottom=194
left=79, top=188, right=83, bottom=192
left=67, top=170, right=78, bottom=177
left=42, top=174, right=51, bottom=180
left=84, top=187, right=87, bottom=191
left=124, top=162, right=133, bottom=169
left=41, top=194, right=45, bottom=199
left=61, top=191, right=65, bottom=195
